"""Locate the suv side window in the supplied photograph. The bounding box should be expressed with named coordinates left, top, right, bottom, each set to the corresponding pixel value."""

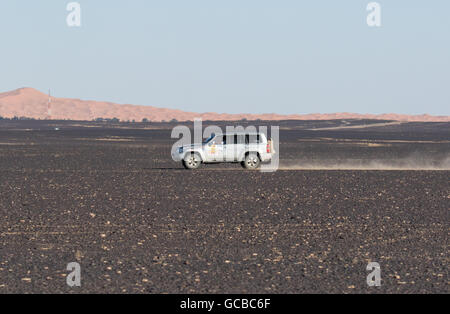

left=245, top=134, right=260, bottom=144
left=235, top=135, right=245, bottom=144
left=212, top=136, right=225, bottom=145
left=224, top=134, right=234, bottom=145
left=224, top=134, right=245, bottom=145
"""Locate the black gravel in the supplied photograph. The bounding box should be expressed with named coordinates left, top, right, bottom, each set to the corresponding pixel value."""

left=0, top=120, right=448, bottom=293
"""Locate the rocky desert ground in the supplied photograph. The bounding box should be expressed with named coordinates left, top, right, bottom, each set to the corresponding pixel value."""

left=0, top=119, right=448, bottom=293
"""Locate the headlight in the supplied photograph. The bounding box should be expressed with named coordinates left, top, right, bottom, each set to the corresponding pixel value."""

left=178, top=147, right=183, bottom=153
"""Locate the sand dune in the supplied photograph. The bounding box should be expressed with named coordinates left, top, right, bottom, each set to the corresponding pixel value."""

left=0, top=87, right=448, bottom=122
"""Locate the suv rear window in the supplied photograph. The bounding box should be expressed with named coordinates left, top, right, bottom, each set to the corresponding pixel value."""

left=245, top=134, right=261, bottom=144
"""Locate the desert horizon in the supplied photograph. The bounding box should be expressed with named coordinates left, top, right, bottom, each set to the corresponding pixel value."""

left=0, top=87, right=448, bottom=123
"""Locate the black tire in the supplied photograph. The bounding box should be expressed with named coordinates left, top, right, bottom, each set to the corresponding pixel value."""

left=183, top=153, right=202, bottom=170
left=243, top=153, right=261, bottom=170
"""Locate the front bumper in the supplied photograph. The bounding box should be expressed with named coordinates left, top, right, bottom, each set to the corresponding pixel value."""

left=171, top=150, right=184, bottom=162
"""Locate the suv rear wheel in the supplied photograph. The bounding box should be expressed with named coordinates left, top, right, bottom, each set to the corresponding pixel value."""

left=183, top=153, right=202, bottom=170
left=242, top=153, right=260, bottom=170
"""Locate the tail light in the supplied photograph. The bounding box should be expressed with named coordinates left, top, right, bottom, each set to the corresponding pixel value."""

left=267, top=140, right=271, bottom=153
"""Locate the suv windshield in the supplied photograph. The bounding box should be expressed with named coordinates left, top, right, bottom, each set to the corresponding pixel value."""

left=203, top=134, right=215, bottom=144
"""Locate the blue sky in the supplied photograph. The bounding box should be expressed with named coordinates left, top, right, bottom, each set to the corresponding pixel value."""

left=0, top=0, right=449, bottom=115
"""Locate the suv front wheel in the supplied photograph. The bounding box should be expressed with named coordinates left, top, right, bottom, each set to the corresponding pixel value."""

left=242, top=153, right=261, bottom=170
left=183, top=153, right=202, bottom=170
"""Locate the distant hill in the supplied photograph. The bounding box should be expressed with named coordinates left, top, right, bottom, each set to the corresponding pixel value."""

left=0, top=87, right=448, bottom=122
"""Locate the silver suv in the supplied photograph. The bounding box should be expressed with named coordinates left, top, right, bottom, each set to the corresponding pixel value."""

left=173, top=132, right=274, bottom=170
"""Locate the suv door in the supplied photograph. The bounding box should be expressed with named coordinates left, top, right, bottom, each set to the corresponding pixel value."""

left=224, top=134, right=245, bottom=161
left=204, top=135, right=225, bottom=162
